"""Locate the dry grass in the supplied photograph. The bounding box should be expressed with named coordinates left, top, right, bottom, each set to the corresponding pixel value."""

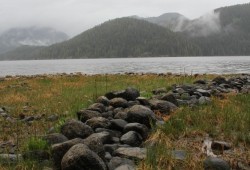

left=0, top=73, right=244, bottom=169
left=139, top=94, right=250, bottom=170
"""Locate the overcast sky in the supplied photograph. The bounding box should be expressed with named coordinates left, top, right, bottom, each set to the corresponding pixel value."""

left=0, top=0, right=249, bottom=37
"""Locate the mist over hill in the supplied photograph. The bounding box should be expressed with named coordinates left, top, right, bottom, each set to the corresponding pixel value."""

left=0, top=3, right=250, bottom=60
left=132, top=13, right=190, bottom=32
left=0, top=27, right=68, bottom=54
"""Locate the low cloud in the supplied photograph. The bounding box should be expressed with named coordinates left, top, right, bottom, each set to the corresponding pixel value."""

left=0, top=0, right=249, bottom=37
left=183, top=11, right=222, bottom=37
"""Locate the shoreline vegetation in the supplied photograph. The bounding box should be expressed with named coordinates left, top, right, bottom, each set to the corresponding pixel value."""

left=0, top=73, right=249, bottom=169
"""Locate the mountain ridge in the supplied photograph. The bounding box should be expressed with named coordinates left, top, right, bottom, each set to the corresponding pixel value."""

left=1, top=2, right=250, bottom=60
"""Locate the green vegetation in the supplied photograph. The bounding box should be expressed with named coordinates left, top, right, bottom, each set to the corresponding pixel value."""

left=25, top=137, right=49, bottom=151
left=139, top=94, right=250, bottom=169
left=0, top=74, right=249, bottom=169
left=1, top=3, right=250, bottom=60
left=0, top=18, right=201, bottom=60
left=190, top=3, right=250, bottom=56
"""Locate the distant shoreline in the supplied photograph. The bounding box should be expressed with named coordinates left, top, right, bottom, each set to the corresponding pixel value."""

left=1, top=55, right=250, bottom=62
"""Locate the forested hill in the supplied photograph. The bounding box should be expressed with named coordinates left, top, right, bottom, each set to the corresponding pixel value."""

left=1, top=3, right=250, bottom=60
left=0, top=18, right=200, bottom=60
left=189, top=3, right=250, bottom=55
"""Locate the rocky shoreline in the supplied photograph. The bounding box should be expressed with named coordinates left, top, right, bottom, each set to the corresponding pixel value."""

left=0, top=74, right=250, bottom=169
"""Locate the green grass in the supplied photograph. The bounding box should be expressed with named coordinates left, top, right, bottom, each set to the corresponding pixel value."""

left=140, top=94, right=250, bottom=170
left=25, top=137, right=49, bottom=151
left=1, top=73, right=247, bottom=169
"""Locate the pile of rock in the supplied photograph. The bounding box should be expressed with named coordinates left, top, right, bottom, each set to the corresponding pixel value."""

left=46, top=75, right=250, bottom=169
left=1, top=75, right=250, bottom=169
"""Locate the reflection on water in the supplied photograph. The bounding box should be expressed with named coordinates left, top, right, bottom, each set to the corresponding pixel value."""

left=0, top=56, right=250, bottom=76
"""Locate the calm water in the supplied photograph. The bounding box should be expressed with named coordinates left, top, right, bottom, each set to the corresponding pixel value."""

left=0, top=57, right=250, bottom=76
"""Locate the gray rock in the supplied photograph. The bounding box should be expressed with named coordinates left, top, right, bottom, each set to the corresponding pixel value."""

left=105, top=152, right=112, bottom=160
left=149, top=99, right=178, bottom=115
left=123, top=123, right=149, bottom=140
left=219, top=84, right=231, bottom=89
left=120, top=131, right=142, bottom=147
left=86, top=132, right=112, bottom=144
left=96, top=128, right=122, bottom=138
left=102, top=111, right=114, bottom=119
left=127, top=101, right=140, bottom=107
left=196, top=89, right=211, bottom=97
left=86, top=117, right=111, bottom=129
left=104, top=144, right=129, bottom=153
left=112, top=137, right=120, bottom=143
left=173, top=88, right=185, bottom=94
left=108, top=156, right=135, bottom=170
left=77, top=109, right=101, bottom=122
left=105, top=91, right=124, bottom=100
left=6, top=117, right=16, bottom=123
left=110, top=98, right=128, bottom=108
left=23, top=116, right=35, bottom=122
left=51, top=138, right=85, bottom=169
left=126, top=105, right=156, bottom=128
left=61, top=119, right=93, bottom=139
left=61, top=144, right=107, bottom=170
left=0, top=108, right=5, bottom=113
left=152, top=88, right=167, bottom=95
left=194, top=80, right=207, bottom=84
left=110, top=119, right=128, bottom=131
left=215, top=86, right=230, bottom=93
left=0, top=154, right=22, bottom=164
left=113, top=108, right=124, bottom=114
left=106, top=88, right=140, bottom=101
left=237, top=162, right=250, bottom=170
left=0, top=112, right=8, bottom=117
left=114, top=147, right=146, bottom=160
left=47, top=114, right=59, bottom=122
left=203, top=157, right=230, bottom=170
left=198, top=96, right=211, bottom=105
left=114, top=112, right=128, bottom=120
left=212, top=76, right=228, bottom=85
left=161, top=93, right=178, bottom=106
left=96, top=96, right=110, bottom=106
left=44, top=133, right=68, bottom=145
left=241, top=85, right=250, bottom=94
left=88, top=103, right=106, bottom=113
left=172, top=150, right=186, bottom=160
left=83, top=134, right=106, bottom=160
left=123, top=87, right=140, bottom=101
left=104, top=144, right=120, bottom=154
left=136, top=97, right=150, bottom=106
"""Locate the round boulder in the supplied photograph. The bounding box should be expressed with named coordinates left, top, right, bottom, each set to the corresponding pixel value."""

left=108, top=156, right=135, bottom=170
left=110, top=119, right=128, bottom=131
left=61, top=119, right=93, bottom=139
left=77, top=109, right=101, bottom=122
left=61, top=144, right=107, bottom=170
left=149, top=99, right=178, bottom=115
left=96, top=96, right=110, bottom=106
left=110, top=98, right=128, bottom=108
left=88, top=103, right=106, bottom=113
left=120, top=131, right=142, bottom=147
left=123, top=123, right=149, bottom=140
left=44, top=133, right=68, bottom=145
left=126, top=105, right=156, bottom=128
left=122, top=87, right=140, bottom=101
left=86, top=117, right=111, bottom=129
left=203, top=157, right=230, bottom=170
left=161, top=93, right=178, bottom=106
